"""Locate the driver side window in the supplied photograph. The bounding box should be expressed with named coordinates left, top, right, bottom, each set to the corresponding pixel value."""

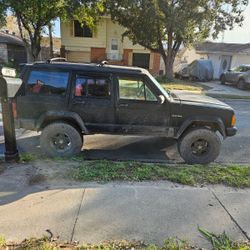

left=118, top=76, right=157, bottom=102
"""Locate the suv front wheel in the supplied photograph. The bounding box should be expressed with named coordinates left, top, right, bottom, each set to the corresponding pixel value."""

left=40, top=122, right=83, bottom=157
left=178, top=128, right=221, bottom=164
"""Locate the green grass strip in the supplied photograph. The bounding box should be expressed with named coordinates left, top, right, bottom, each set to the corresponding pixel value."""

left=71, top=160, right=250, bottom=188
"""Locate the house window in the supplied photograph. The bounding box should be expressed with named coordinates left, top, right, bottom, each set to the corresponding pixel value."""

left=74, top=20, right=93, bottom=38
left=111, top=39, right=118, bottom=51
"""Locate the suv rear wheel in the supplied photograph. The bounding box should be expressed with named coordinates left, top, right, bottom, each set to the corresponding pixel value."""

left=40, top=122, right=83, bottom=157
left=178, top=128, right=221, bottom=164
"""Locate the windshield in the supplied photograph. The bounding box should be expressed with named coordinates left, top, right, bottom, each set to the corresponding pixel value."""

left=146, top=71, right=171, bottom=99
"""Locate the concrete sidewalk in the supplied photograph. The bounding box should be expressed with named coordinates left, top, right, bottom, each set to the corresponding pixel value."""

left=0, top=179, right=249, bottom=248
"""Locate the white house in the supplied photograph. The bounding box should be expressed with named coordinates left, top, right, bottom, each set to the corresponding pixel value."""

left=180, top=42, right=250, bottom=79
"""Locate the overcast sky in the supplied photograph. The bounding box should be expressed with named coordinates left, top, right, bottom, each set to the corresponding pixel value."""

left=214, top=4, right=250, bottom=43
left=53, top=4, right=250, bottom=44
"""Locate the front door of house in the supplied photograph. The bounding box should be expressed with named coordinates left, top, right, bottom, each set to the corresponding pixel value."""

left=219, top=55, right=232, bottom=76
left=109, top=38, right=119, bottom=60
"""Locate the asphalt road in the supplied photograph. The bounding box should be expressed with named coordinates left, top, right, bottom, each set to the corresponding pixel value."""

left=0, top=99, right=250, bottom=163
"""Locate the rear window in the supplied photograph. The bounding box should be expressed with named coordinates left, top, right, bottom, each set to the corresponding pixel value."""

left=74, top=74, right=111, bottom=98
left=27, top=70, right=69, bottom=95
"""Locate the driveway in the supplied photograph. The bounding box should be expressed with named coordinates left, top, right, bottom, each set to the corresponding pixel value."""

left=1, top=99, right=250, bottom=164
left=200, top=81, right=250, bottom=98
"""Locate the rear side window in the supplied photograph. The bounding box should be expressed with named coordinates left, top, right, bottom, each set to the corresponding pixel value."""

left=74, top=74, right=111, bottom=98
left=27, top=70, right=69, bottom=95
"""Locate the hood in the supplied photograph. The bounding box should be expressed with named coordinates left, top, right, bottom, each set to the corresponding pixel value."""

left=172, top=91, right=231, bottom=108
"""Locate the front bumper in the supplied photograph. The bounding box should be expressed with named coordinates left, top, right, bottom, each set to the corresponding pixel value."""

left=226, top=127, right=237, bottom=137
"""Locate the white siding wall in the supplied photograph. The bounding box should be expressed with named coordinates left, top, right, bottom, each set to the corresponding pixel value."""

left=180, top=48, right=207, bottom=64
left=207, top=54, right=222, bottom=79
left=231, top=54, right=250, bottom=68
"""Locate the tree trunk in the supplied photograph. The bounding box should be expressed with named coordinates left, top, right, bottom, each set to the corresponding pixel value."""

left=48, top=22, right=54, bottom=58
left=164, top=54, right=175, bottom=81
left=29, top=37, right=41, bottom=62
left=165, top=30, right=175, bottom=81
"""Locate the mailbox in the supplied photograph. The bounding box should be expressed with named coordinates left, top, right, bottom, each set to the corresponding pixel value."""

left=0, top=67, right=22, bottom=98
left=3, top=77, right=22, bottom=97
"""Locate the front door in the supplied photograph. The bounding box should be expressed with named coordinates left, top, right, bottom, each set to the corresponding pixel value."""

left=115, top=74, right=170, bottom=134
left=219, top=55, right=232, bottom=78
left=69, top=72, right=115, bottom=133
left=225, top=65, right=242, bottom=83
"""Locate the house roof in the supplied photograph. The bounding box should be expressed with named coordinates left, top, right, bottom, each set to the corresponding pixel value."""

left=195, top=41, right=250, bottom=54
left=0, top=31, right=25, bottom=46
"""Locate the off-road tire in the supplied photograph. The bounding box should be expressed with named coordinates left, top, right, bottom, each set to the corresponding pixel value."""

left=220, top=75, right=226, bottom=85
left=237, top=79, right=246, bottom=90
left=40, top=122, right=83, bottom=157
left=178, top=128, right=221, bottom=164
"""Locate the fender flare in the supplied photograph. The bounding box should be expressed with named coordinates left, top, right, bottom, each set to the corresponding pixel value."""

left=175, top=116, right=226, bottom=139
left=35, top=110, right=89, bottom=134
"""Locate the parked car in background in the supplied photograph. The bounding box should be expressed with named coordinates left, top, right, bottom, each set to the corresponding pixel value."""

left=220, top=64, right=250, bottom=90
left=176, top=60, right=214, bottom=82
left=188, top=60, right=214, bottom=81
left=174, top=63, right=189, bottom=79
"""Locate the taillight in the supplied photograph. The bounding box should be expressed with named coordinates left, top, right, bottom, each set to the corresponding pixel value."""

left=12, top=100, right=17, bottom=118
left=231, top=115, right=236, bottom=127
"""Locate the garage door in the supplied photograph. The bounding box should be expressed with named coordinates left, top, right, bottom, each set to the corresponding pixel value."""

left=67, top=51, right=91, bottom=63
left=132, top=53, right=150, bottom=69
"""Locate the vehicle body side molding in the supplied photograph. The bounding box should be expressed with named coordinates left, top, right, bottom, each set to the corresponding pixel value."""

left=35, top=110, right=89, bottom=134
left=175, top=116, right=226, bottom=139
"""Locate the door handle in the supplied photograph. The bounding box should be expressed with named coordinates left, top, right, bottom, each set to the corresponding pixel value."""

left=119, top=103, right=129, bottom=107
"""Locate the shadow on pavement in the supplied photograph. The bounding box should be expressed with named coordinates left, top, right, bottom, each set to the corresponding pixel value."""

left=0, top=133, right=181, bottom=206
left=1, top=133, right=181, bottom=163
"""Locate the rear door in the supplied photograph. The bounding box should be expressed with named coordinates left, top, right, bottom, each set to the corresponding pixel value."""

left=69, top=71, right=115, bottom=133
left=114, top=74, right=170, bottom=134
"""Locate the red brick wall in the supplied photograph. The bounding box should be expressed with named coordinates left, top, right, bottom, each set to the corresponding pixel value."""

left=123, top=49, right=133, bottom=66
left=149, top=53, right=161, bottom=75
left=91, top=48, right=106, bottom=63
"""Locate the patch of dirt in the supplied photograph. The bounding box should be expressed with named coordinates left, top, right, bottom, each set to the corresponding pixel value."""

left=28, top=173, right=47, bottom=185
left=29, top=159, right=81, bottom=186
left=0, top=159, right=82, bottom=190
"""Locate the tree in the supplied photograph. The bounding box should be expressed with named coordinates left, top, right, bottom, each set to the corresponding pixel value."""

left=107, top=0, right=248, bottom=79
left=0, top=0, right=105, bottom=61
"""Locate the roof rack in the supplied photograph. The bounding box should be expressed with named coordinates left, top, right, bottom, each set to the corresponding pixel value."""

left=47, top=57, right=67, bottom=63
left=98, top=60, right=108, bottom=67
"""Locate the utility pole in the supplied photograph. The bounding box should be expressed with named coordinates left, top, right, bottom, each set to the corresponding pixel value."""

left=0, top=68, right=20, bottom=162
left=48, top=22, right=54, bottom=58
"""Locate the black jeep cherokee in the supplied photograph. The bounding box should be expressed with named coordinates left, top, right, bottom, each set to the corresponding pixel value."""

left=14, top=61, right=237, bottom=164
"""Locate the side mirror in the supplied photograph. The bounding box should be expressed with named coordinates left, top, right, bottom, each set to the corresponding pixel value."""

left=158, top=95, right=165, bottom=104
